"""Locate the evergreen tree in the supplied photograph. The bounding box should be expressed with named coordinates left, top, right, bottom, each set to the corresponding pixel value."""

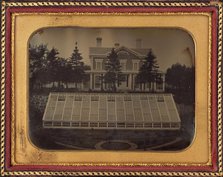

left=136, top=49, right=159, bottom=91
left=104, top=48, right=123, bottom=92
left=165, top=63, right=195, bottom=92
left=56, top=57, right=73, bottom=89
left=29, top=43, right=89, bottom=91
left=70, top=42, right=84, bottom=67
left=165, top=63, right=195, bottom=104
left=69, top=42, right=85, bottom=89
left=29, top=44, right=48, bottom=89
left=46, top=47, right=60, bottom=87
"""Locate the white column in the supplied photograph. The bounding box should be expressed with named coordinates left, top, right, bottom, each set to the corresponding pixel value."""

left=131, top=74, right=134, bottom=90
left=162, top=74, right=165, bottom=92
left=128, top=74, right=131, bottom=90
left=90, top=73, right=93, bottom=89
left=153, top=81, right=156, bottom=92
left=101, top=74, right=104, bottom=90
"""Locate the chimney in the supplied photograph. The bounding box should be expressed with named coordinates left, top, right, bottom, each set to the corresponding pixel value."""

left=114, top=43, right=120, bottom=48
left=136, top=39, right=142, bottom=48
left=96, top=37, right=102, bottom=47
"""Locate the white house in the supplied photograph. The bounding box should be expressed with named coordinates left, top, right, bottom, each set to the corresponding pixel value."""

left=88, top=37, right=165, bottom=92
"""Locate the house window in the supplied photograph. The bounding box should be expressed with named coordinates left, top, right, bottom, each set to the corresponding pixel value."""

left=156, top=81, right=163, bottom=90
left=124, top=96, right=132, bottom=101
left=121, top=62, right=125, bottom=70
left=146, top=82, right=151, bottom=89
left=157, top=96, right=164, bottom=102
left=96, top=61, right=101, bottom=70
left=74, top=96, right=82, bottom=101
left=58, top=95, right=66, bottom=101
left=91, top=96, right=99, bottom=101
left=133, top=63, right=138, bottom=71
left=95, top=76, right=101, bottom=88
left=156, top=75, right=164, bottom=90
left=107, top=96, right=115, bottom=101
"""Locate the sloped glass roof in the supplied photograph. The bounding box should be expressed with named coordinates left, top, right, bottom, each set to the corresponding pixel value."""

left=43, top=93, right=181, bottom=130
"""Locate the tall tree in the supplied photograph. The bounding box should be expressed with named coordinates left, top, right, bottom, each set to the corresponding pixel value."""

left=104, top=48, right=123, bottom=92
left=166, top=63, right=195, bottom=91
left=165, top=63, right=195, bottom=104
left=69, top=42, right=85, bottom=89
left=29, top=44, right=48, bottom=89
left=56, top=57, right=73, bottom=89
left=166, top=63, right=186, bottom=90
left=136, top=49, right=159, bottom=91
left=46, top=47, right=60, bottom=87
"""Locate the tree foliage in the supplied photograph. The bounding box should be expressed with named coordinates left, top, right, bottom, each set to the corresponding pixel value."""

left=29, top=43, right=89, bottom=91
left=70, top=43, right=83, bottom=67
left=165, top=63, right=195, bottom=104
left=136, top=49, right=159, bottom=91
left=166, top=63, right=194, bottom=91
left=29, top=44, right=48, bottom=89
left=104, top=48, right=124, bottom=92
left=56, top=58, right=73, bottom=88
left=46, top=48, right=60, bottom=85
left=68, top=42, right=86, bottom=88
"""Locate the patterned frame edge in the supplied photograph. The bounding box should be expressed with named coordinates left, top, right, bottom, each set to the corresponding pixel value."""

left=0, top=0, right=222, bottom=176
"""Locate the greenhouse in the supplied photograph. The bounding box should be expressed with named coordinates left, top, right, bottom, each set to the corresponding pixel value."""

left=42, top=93, right=181, bottom=130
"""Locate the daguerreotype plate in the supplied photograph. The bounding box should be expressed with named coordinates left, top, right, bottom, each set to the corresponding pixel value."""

left=1, top=0, right=222, bottom=176
left=30, top=27, right=193, bottom=151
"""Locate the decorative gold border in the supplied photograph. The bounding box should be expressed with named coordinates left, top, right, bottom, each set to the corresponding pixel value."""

left=10, top=10, right=15, bottom=171
left=4, top=1, right=210, bottom=7
left=1, top=1, right=6, bottom=176
left=0, top=1, right=222, bottom=176
left=208, top=12, right=212, bottom=167
left=2, top=171, right=223, bottom=176
left=10, top=12, right=212, bottom=167
left=217, top=3, right=223, bottom=174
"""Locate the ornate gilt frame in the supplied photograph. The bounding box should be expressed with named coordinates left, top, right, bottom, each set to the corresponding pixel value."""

left=0, top=0, right=222, bottom=176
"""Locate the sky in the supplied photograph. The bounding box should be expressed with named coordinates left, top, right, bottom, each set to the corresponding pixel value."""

left=29, top=27, right=195, bottom=72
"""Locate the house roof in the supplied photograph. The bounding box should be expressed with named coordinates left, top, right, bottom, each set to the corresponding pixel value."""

left=89, top=46, right=150, bottom=58
left=43, top=92, right=181, bottom=130
left=89, top=47, right=111, bottom=56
